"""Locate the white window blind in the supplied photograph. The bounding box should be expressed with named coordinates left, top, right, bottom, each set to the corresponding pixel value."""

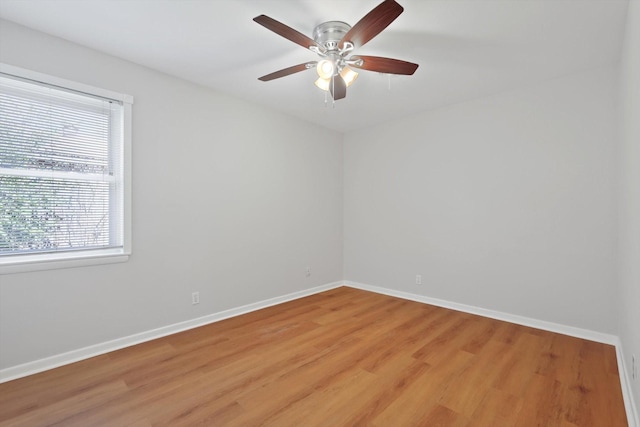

left=0, top=70, right=129, bottom=266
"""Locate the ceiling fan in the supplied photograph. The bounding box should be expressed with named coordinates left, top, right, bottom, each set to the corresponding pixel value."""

left=253, top=0, right=419, bottom=101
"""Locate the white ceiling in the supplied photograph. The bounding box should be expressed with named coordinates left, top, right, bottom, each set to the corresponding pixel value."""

left=0, top=0, right=629, bottom=132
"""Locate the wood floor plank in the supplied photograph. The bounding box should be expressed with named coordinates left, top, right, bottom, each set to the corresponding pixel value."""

left=262, top=367, right=378, bottom=427
left=372, top=350, right=477, bottom=426
left=1, top=380, right=130, bottom=427
left=437, top=338, right=513, bottom=418
left=0, top=287, right=628, bottom=426
left=466, top=387, right=523, bottom=427
left=334, top=357, right=432, bottom=426
left=490, top=331, right=545, bottom=396
left=417, top=404, right=469, bottom=427
left=515, top=373, right=565, bottom=426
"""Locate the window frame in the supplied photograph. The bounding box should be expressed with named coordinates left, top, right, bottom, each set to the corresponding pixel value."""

left=0, top=63, right=133, bottom=274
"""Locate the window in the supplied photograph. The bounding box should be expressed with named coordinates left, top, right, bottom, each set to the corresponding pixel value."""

left=0, top=64, right=132, bottom=273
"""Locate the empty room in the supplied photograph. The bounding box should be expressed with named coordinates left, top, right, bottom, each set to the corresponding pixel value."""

left=0, top=0, right=638, bottom=425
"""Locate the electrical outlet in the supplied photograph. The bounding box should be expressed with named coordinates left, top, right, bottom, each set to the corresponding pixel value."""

left=192, top=292, right=200, bottom=305
left=416, top=274, right=422, bottom=285
left=633, top=354, right=637, bottom=380
left=305, top=267, right=311, bottom=277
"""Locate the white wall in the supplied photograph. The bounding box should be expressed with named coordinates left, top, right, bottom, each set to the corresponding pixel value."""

left=344, top=66, right=619, bottom=334
left=618, top=0, right=640, bottom=417
left=0, top=20, right=344, bottom=370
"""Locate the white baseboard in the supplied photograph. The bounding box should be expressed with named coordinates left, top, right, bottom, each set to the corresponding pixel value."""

left=616, top=341, right=640, bottom=427
left=344, top=281, right=618, bottom=344
left=0, top=281, right=343, bottom=384
left=344, top=281, right=637, bottom=427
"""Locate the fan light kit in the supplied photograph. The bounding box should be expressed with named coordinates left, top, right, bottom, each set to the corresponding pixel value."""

left=254, top=0, right=419, bottom=102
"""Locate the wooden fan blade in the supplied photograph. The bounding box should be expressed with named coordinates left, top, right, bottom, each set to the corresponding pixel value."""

left=339, top=0, right=404, bottom=50
left=254, top=15, right=321, bottom=51
left=258, top=62, right=317, bottom=81
left=330, top=74, right=347, bottom=100
left=350, top=56, right=419, bottom=75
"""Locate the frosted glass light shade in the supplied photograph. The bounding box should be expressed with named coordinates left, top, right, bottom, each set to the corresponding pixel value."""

left=314, top=77, right=330, bottom=91
left=316, top=60, right=335, bottom=79
left=314, top=67, right=359, bottom=92
left=340, top=67, right=359, bottom=87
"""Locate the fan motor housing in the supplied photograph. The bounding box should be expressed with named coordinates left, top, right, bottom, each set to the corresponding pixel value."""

left=313, top=21, right=351, bottom=51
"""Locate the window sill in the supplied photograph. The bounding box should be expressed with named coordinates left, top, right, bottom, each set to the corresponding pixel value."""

left=0, top=251, right=130, bottom=275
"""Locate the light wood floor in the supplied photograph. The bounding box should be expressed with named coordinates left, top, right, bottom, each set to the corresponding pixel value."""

left=0, top=287, right=628, bottom=426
